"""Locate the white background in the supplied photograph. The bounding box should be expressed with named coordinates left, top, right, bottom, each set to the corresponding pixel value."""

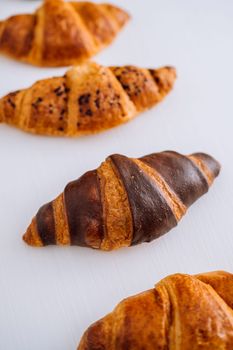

left=0, top=1, right=233, bottom=349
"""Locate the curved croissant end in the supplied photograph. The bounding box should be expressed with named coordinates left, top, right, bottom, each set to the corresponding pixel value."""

left=0, top=62, right=176, bottom=137
left=23, top=151, right=220, bottom=250
left=0, top=0, right=130, bottom=67
left=77, top=271, right=233, bottom=349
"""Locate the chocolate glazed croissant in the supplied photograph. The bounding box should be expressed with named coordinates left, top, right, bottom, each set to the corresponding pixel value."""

left=77, top=271, right=233, bottom=349
left=0, top=62, right=176, bottom=136
left=23, top=151, right=220, bottom=250
left=0, top=0, right=130, bottom=66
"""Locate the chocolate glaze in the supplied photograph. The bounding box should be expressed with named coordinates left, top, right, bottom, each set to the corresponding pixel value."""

left=141, top=151, right=209, bottom=207
left=36, top=201, right=56, bottom=245
left=110, top=154, right=177, bottom=245
left=64, top=170, right=104, bottom=247
left=192, top=153, right=221, bottom=178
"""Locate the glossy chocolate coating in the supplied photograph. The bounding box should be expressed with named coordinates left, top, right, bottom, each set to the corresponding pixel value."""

left=193, top=152, right=221, bottom=178
left=64, top=170, right=104, bottom=247
left=110, top=154, right=177, bottom=245
left=36, top=202, right=56, bottom=245
left=141, top=151, right=209, bottom=207
left=27, top=151, right=220, bottom=249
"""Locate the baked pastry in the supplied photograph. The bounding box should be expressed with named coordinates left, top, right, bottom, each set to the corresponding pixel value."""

left=0, top=0, right=130, bottom=66
left=23, top=151, right=220, bottom=250
left=0, top=62, right=176, bottom=136
left=77, top=271, right=233, bottom=349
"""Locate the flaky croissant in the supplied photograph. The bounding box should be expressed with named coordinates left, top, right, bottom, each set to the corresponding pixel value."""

left=23, top=151, right=220, bottom=250
left=0, top=62, right=176, bottom=136
left=0, top=0, right=129, bottom=66
left=77, top=271, right=233, bottom=349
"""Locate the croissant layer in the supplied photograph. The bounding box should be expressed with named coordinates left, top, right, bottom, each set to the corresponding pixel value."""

left=23, top=151, right=220, bottom=250
left=0, top=62, right=176, bottom=137
left=0, top=0, right=130, bottom=66
left=77, top=271, right=233, bottom=349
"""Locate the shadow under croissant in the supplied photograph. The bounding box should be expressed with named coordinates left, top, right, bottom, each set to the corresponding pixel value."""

left=23, top=150, right=221, bottom=251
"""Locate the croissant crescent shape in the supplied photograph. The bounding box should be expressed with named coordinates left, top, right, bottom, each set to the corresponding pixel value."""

left=23, top=151, right=220, bottom=250
left=0, top=0, right=130, bottom=66
left=77, top=271, right=233, bottom=349
left=0, top=62, right=176, bottom=136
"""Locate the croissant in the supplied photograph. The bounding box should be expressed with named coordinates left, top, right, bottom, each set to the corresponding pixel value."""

left=0, top=0, right=130, bottom=67
left=0, top=62, right=176, bottom=136
left=23, top=150, right=220, bottom=250
left=77, top=271, right=233, bottom=349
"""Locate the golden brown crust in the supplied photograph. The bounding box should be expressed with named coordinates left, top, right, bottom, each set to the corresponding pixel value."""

left=23, top=151, right=220, bottom=250
left=196, top=271, right=233, bottom=310
left=70, top=2, right=128, bottom=48
left=0, top=15, right=36, bottom=59
left=0, top=0, right=130, bottom=67
left=0, top=90, right=25, bottom=125
left=0, top=62, right=176, bottom=136
left=78, top=272, right=233, bottom=350
left=110, top=66, right=176, bottom=112
left=18, top=77, right=69, bottom=135
left=65, top=62, right=136, bottom=135
left=149, top=66, right=177, bottom=96
left=53, top=194, right=70, bottom=245
left=98, top=159, right=133, bottom=250
left=23, top=218, right=43, bottom=247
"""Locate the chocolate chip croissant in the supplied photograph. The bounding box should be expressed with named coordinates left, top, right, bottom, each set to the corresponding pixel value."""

left=0, top=62, right=176, bottom=137
left=0, top=0, right=129, bottom=66
left=23, top=151, right=220, bottom=250
left=77, top=271, right=233, bottom=349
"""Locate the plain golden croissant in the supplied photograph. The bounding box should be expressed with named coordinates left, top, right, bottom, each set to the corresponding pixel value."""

left=0, top=0, right=130, bottom=66
left=0, top=62, right=176, bottom=136
left=23, top=150, right=220, bottom=250
left=77, top=271, right=233, bottom=349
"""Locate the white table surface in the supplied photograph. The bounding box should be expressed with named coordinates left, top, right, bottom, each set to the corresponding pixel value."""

left=0, top=1, right=233, bottom=349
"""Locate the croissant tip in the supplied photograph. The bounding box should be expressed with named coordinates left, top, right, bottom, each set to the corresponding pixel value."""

left=23, top=227, right=34, bottom=246
left=23, top=221, right=43, bottom=247
left=166, top=66, right=177, bottom=77
left=192, top=152, right=221, bottom=179
left=150, top=66, right=177, bottom=93
left=105, top=4, right=131, bottom=28
left=163, top=66, right=177, bottom=83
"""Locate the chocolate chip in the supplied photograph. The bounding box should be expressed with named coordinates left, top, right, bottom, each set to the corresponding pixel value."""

left=54, top=86, right=63, bottom=96
left=85, top=109, right=93, bottom=116
left=78, top=93, right=91, bottom=106
left=154, top=76, right=161, bottom=85
left=32, top=97, right=43, bottom=109
left=94, top=98, right=100, bottom=109
left=122, top=84, right=130, bottom=91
